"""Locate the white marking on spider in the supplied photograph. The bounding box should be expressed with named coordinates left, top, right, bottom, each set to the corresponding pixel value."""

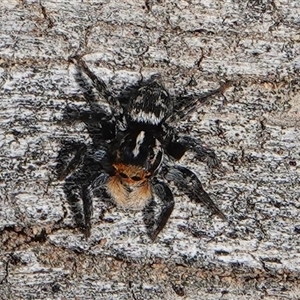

left=132, top=111, right=164, bottom=125
left=132, top=131, right=145, bottom=157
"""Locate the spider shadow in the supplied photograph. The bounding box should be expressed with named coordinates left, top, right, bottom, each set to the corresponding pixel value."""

left=56, top=63, right=161, bottom=238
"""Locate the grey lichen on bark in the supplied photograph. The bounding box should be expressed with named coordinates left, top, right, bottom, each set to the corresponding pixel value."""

left=0, top=0, right=300, bottom=299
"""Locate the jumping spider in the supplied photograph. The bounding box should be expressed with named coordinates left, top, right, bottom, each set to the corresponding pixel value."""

left=57, top=56, right=226, bottom=241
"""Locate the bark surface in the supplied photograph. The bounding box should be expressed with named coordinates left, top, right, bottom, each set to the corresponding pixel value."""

left=0, top=0, right=300, bottom=299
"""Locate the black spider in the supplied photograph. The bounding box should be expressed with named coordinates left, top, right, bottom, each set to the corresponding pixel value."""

left=57, top=56, right=227, bottom=241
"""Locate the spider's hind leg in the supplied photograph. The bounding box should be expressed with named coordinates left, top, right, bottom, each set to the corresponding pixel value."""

left=70, top=55, right=123, bottom=116
left=174, top=81, right=231, bottom=119
left=143, top=179, right=174, bottom=241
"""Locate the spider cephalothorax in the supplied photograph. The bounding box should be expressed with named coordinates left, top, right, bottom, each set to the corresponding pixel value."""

left=57, top=56, right=226, bottom=240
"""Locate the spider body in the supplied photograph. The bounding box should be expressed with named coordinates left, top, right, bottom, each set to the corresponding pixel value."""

left=58, top=57, right=226, bottom=240
left=107, top=164, right=152, bottom=210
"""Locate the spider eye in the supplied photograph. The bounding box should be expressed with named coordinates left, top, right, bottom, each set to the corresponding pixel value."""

left=131, top=176, right=142, bottom=181
left=119, top=172, right=128, bottom=178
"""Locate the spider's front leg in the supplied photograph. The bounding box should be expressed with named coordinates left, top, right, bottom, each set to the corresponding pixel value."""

left=57, top=141, right=89, bottom=232
left=56, top=140, right=87, bottom=181
left=82, top=172, right=109, bottom=238
left=163, top=165, right=226, bottom=220
left=144, top=179, right=174, bottom=241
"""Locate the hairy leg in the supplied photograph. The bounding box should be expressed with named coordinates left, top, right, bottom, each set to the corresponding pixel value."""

left=71, top=55, right=123, bottom=116
left=174, top=81, right=231, bottom=120
left=82, top=172, right=109, bottom=238
left=56, top=140, right=87, bottom=180
left=163, top=165, right=226, bottom=220
left=144, top=179, right=174, bottom=241
left=167, top=135, right=220, bottom=169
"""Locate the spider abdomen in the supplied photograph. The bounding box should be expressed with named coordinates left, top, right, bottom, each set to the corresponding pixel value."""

left=129, top=75, right=173, bottom=125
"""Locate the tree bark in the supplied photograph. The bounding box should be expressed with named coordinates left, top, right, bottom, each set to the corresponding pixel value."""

left=1, top=0, right=300, bottom=299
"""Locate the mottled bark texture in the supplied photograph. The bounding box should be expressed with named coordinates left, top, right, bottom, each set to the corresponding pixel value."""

left=0, top=0, right=300, bottom=299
